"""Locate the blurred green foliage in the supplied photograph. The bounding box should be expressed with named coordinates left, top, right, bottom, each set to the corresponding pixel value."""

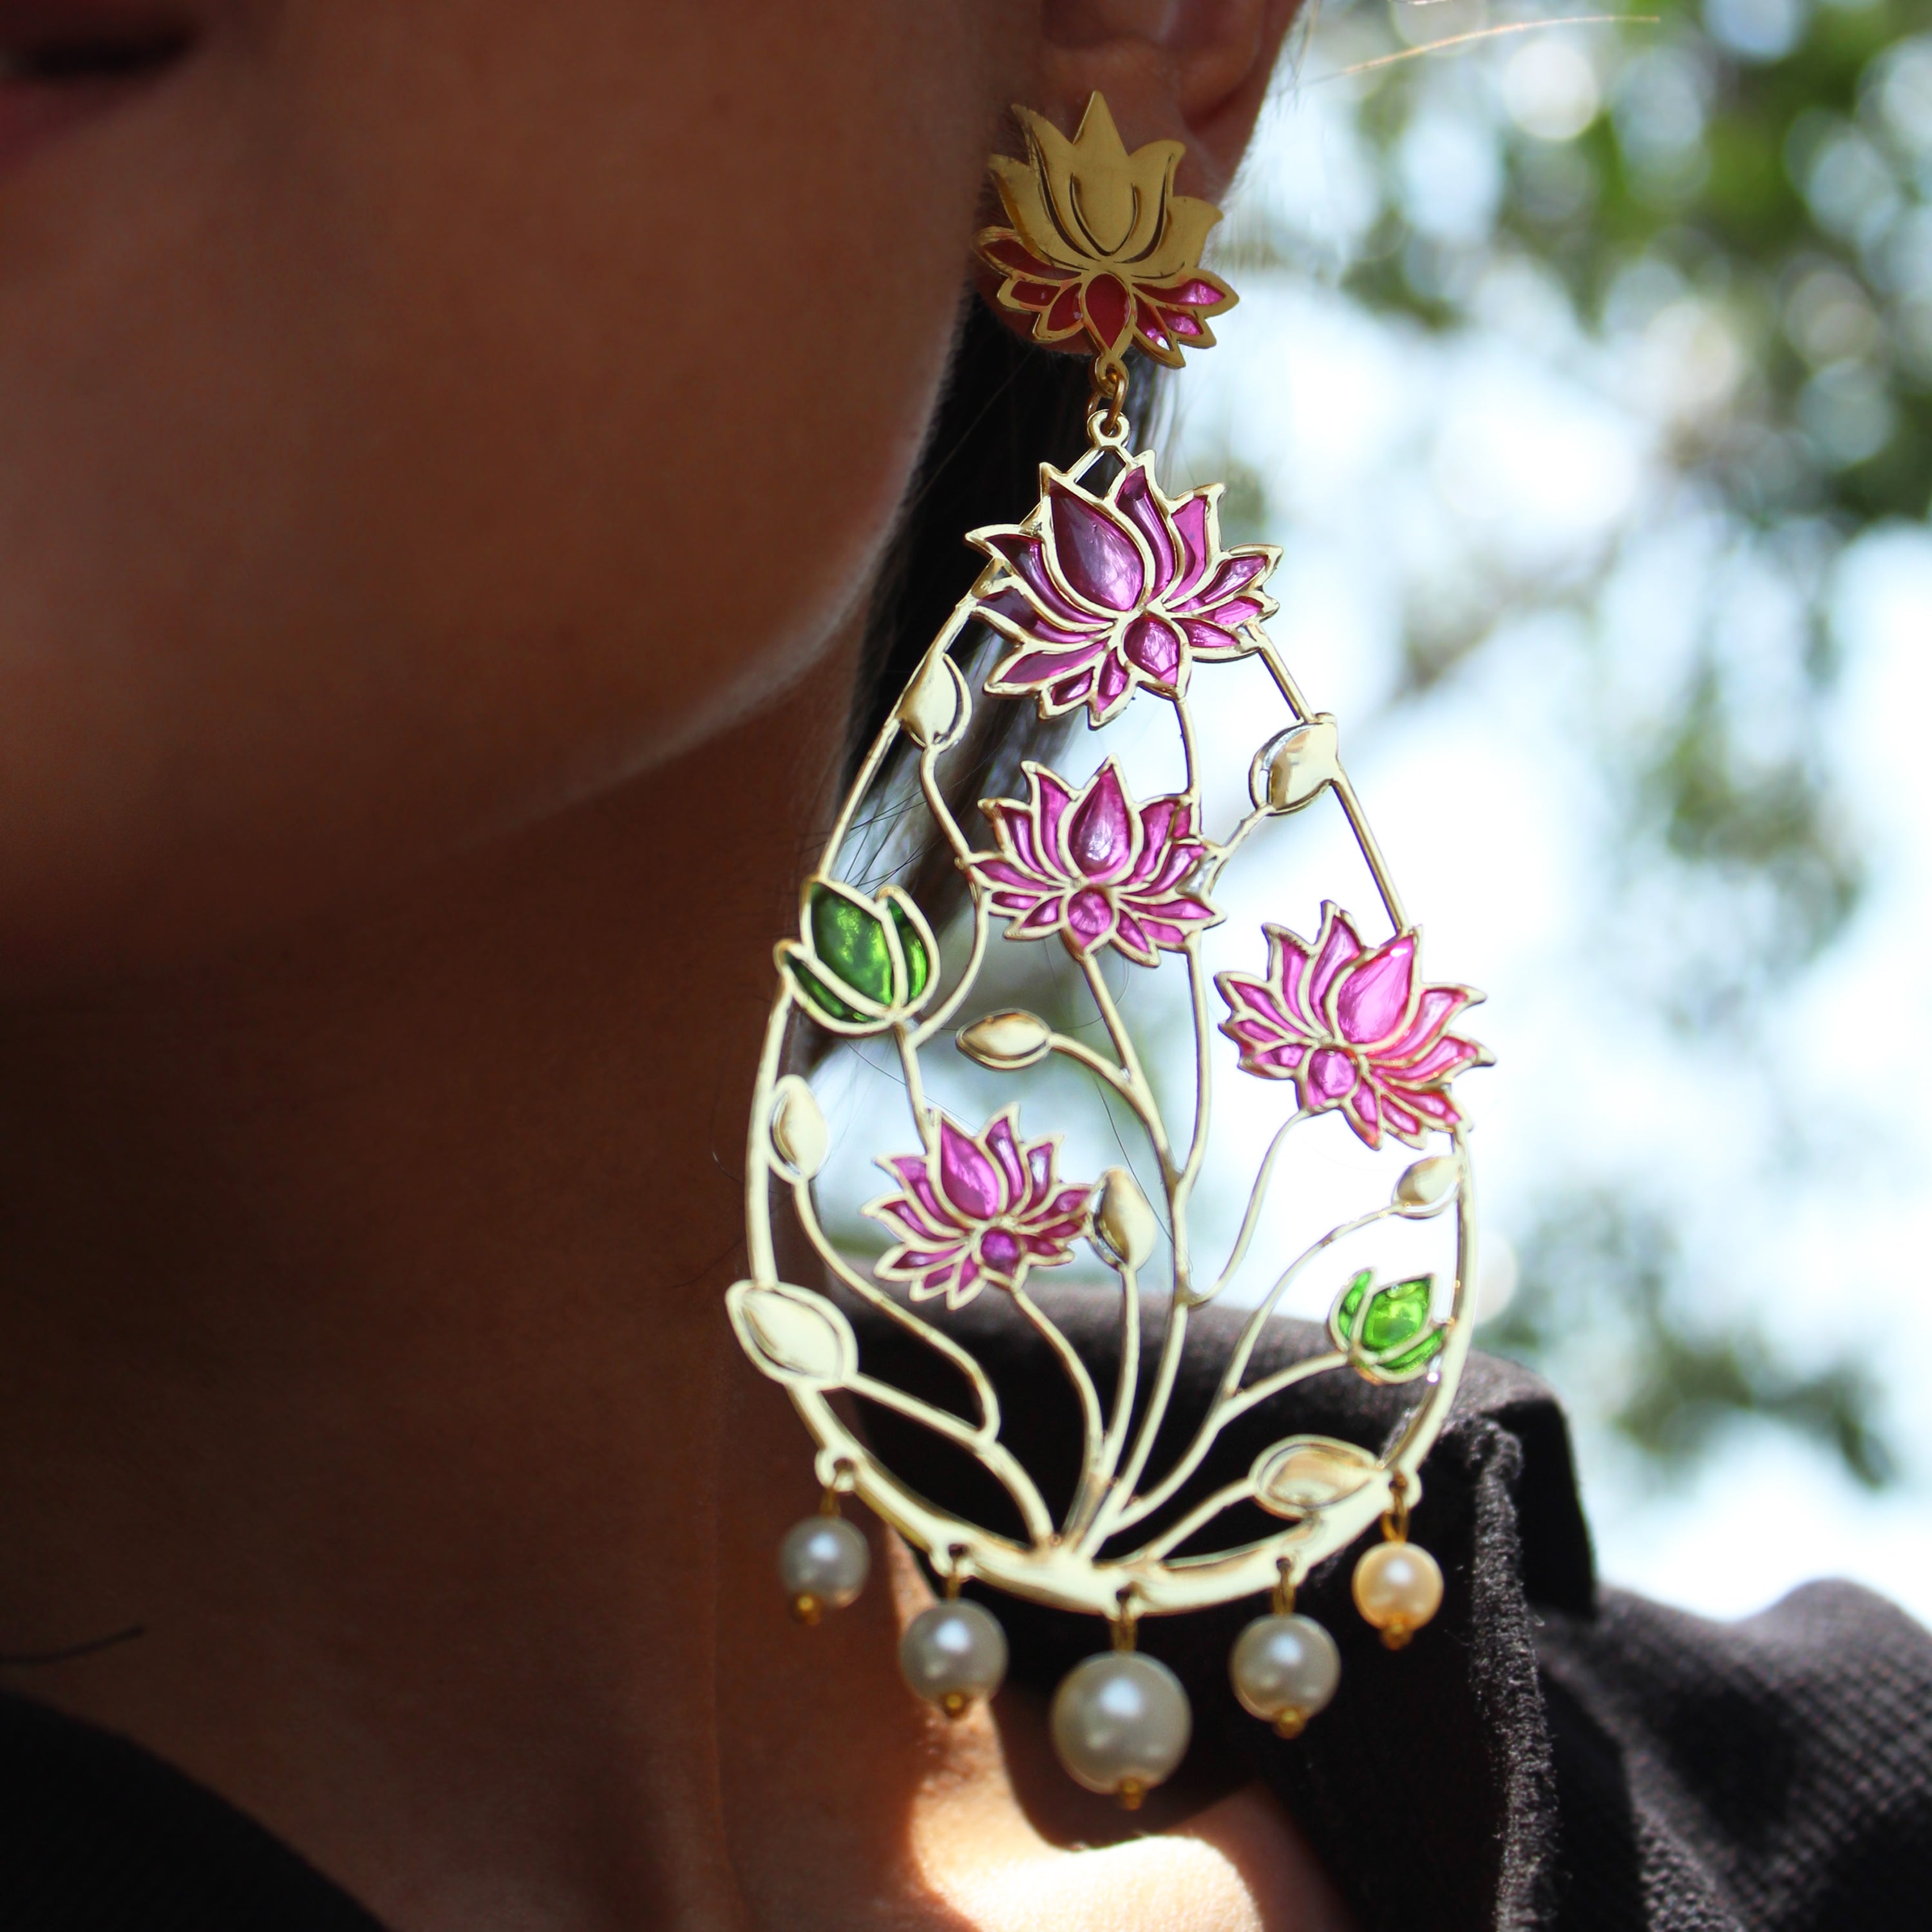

left=1341, top=0, right=1931, bottom=523
left=1490, top=1191, right=1896, bottom=1484
left=1649, top=652, right=1860, bottom=935
left=1237, top=0, right=1929, bottom=1481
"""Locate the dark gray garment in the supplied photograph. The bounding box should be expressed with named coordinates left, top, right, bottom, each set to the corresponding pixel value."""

left=857, top=1293, right=1932, bottom=1932
left=2, top=1300, right=1927, bottom=1929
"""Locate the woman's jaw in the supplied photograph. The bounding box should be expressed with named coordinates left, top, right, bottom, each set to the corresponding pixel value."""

left=0, top=0, right=1010, bottom=990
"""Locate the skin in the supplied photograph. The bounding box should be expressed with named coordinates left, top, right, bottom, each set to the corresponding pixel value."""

left=0, top=2, right=1356, bottom=1927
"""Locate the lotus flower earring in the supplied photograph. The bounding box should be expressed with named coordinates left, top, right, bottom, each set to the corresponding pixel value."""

left=731, top=94, right=1489, bottom=1802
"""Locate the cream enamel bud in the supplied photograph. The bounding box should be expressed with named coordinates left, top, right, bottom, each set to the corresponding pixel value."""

left=726, top=1282, right=857, bottom=1390
left=1395, top=1154, right=1459, bottom=1209
left=1094, top=1166, right=1157, bottom=1271
left=897, top=652, right=969, bottom=750
left=1251, top=1435, right=1378, bottom=1517
left=1250, top=715, right=1340, bottom=814
left=957, top=1009, right=1053, bottom=1070
left=770, top=1077, right=829, bottom=1179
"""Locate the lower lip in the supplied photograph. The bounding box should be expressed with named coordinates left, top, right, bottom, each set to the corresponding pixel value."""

left=0, top=64, right=181, bottom=177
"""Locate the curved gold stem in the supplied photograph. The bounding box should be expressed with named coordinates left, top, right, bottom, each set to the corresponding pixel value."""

left=1045, top=1031, right=1142, bottom=1108
left=893, top=1023, right=931, bottom=1139
left=1200, top=804, right=1268, bottom=891
left=846, top=1375, right=1056, bottom=1548
left=1218, top=1201, right=1409, bottom=1400
left=1103, top=1204, right=1407, bottom=1539
left=1254, top=636, right=1407, bottom=933
left=906, top=746, right=992, bottom=1050
left=1078, top=954, right=1173, bottom=1178
left=1108, top=1350, right=1347, bottom=1543
left=1079, top=1298, right=1189, bottom=1552
left=1172, top=942, right=1215, bottom=1217
left=1174, top=689, right=1201, bottom=800
left=788, top=1181, right=1002, bottom=1439
left=1202, top=1108, right=1312, bottom=1305
left=1009, top=1283, right=1106, bottom=1533
left=1128, top=1478, right=1256, bottom=1564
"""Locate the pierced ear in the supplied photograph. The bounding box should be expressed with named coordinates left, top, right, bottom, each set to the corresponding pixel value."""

left=1034, top=0, right=1305, bottom=202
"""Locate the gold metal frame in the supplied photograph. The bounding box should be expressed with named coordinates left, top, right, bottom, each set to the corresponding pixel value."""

left=728, top=96, right=1488, bottom=1627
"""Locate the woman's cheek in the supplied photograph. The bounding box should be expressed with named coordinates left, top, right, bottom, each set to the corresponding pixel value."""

left=289, top=0, right=994, bottom=795
left=0, top=0, right=999, bottom=980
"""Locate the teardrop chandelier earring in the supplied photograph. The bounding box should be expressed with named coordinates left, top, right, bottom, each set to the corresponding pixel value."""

left=732, top=93, right=1490, bottom=1804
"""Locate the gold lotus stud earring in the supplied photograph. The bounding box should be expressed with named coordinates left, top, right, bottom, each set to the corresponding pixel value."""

left=730, top=94, right=1490, bottom=1803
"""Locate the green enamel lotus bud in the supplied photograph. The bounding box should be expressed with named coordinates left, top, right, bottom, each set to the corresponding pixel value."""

left=1329, top=1269, right=1445, bottom=1382
left=778, top=878, right=936, bottom=1034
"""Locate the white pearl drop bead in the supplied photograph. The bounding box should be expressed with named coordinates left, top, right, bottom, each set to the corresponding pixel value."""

left=1229, top=1613, right=1341, bottom=1735
left=899, top=1600, right=1009, bottom=1715
left=778, top=1515, right=869, bottom=1622
left=1050, top=1651, right=1192, bottom=1801
left=1352, top=1539, right=1443, bottom=1647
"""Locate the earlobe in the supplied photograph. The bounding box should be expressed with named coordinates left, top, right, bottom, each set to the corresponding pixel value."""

left=1033, top=0, right=1305, bottom=202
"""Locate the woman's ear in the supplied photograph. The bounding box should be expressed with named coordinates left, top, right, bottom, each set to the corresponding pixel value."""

left=1030, top=0, right=1305, bottom=202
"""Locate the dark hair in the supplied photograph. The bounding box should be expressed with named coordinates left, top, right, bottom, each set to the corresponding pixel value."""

left=849, top=300, right=1100, bottom=773
left=846, top=302, right=1146, bottom=911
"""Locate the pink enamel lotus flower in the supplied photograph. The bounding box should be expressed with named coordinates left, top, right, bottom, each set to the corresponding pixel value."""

left=1216, top=903, right=1488, bottom=1150
left=973, top=458, right=1278, bottom=726
left=966, top=759, right=1219, bottom=966
left=978, top=236, right=1233, bottom=367
left=866, top=1110, right=1092, bottom=1309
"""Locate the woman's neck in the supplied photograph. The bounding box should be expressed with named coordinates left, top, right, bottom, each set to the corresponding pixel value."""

left=0, top=666, right=1344, bottom=1932
left=0, top=668, right=849, bottom=1924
